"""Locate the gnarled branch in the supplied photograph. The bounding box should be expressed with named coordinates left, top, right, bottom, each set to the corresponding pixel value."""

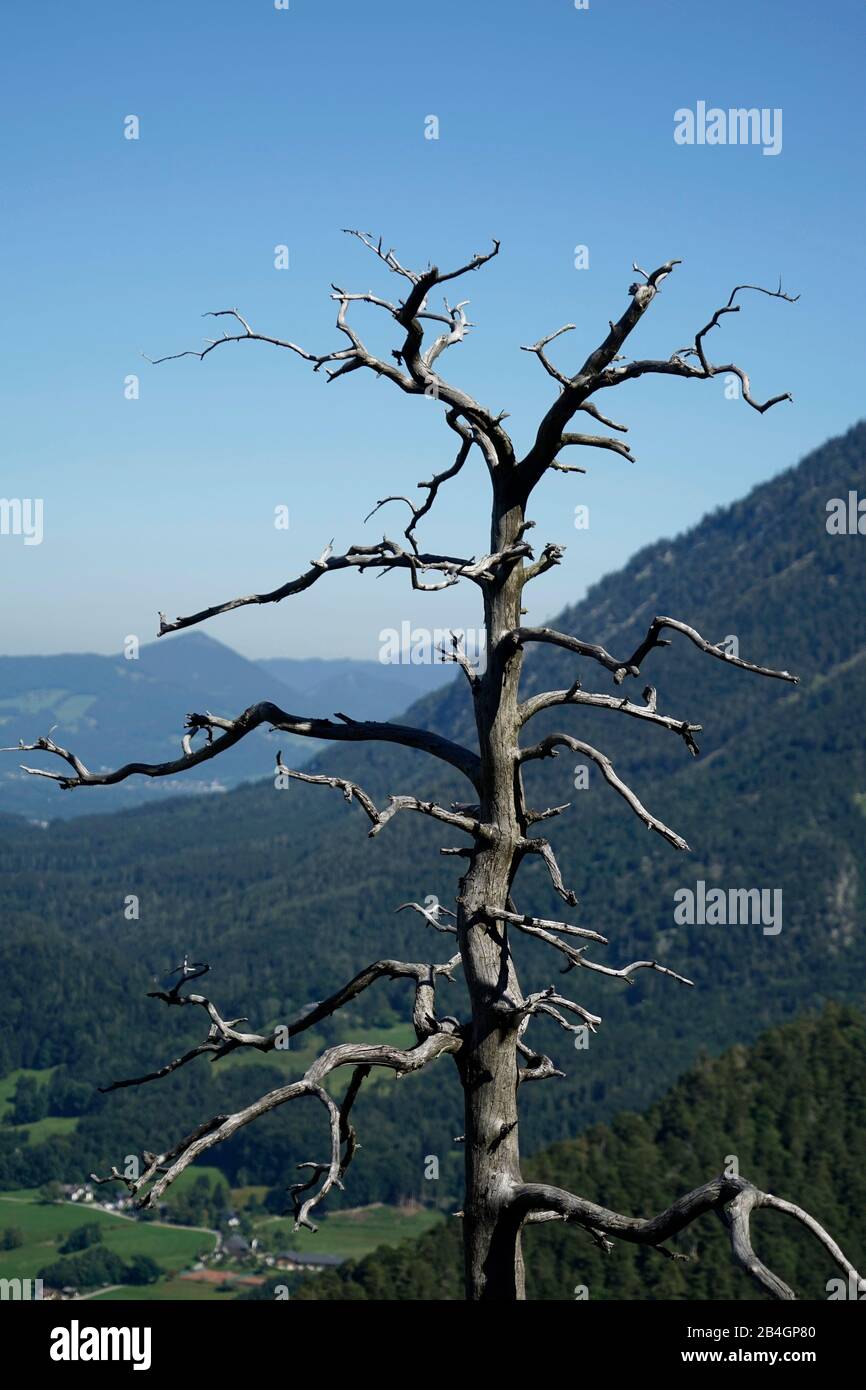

left=519, top=681, right=701, bottom=755
left=504, top=617, right=796, bottom=689
left=93, top=1031, right=462, bottom=1217
left=101, top=952, right=462, bottom=1093
left=157, top=531, right=523, bottom=638
left=612, top=614, right=799, bottom=686
left=518, top=733, right=689, bottom=851
left=518, top=261, right=796, bottom=488
left=274, top=753, right=482, bottom=839
left=511, top=1173, right=864, bottom=1302
left=5, top=700, right=482, bottom=793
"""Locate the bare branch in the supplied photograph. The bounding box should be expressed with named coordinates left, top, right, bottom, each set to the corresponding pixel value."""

left=140, top=1032, right=461, bottom=1211
left=511, top=1173, right=864, bottom=1301
left=156, top=532, right=514, bottom=638
left=329, top=234, right=512, bottom=459
left=549, top=460, right=586, bottom=475
left=520, top=324, right=576, bottom=387
left=516, top=1038, right=566, bottom=1085
left=514, top=986, right=602, bottom=1031
left=519, top=681, right=702, bottom=756
left=340, top=229, right=422, bottom=282
left=483, top=905, right=608, bottom=945
left=503, top=625, right=634, bottom=679
left=365, top=410, right=475, bottom=554
left=485, top=903, right=692, bottom=986
left=424, top=300, right=472, bottom=369
left=591, top=279, right=799, bottom=416
left=143, top=307, right=343, bottom=369
left=684, top=279, right=799, bottom=392
left=559, top=432, right=636, bottom=463
left=518, top=261, right=797, bottom=490
left=273, top=758, right=382, bottom=827
left=518, top=836, right=580, bottom=905
left=396, top=901, right=459, bottom=936
left=504, top=618, right=797, bottom=690
left=5, top=701, right=482, bottom=793
left=274, top=753, right=482, bottom=839
left=521, top=542, right=567, bottom=585
left=285, top=1064, right=375, bottom=1231
left=565, top=954, right=693, bottom=987
left=147, top=233, right=513, bottom=476
left=436, top=629, right=482, bottom=690
left=100, top=952, right=462, bottom=1093
left=611, top=614, right=800, bottom=686
left=519, top=733, right=690, bottom=851
left=524, top=800, right=572, bottom=825
left=93, top=947, right=463, bottom=1226
left=575, top=400, right=629, bottom=433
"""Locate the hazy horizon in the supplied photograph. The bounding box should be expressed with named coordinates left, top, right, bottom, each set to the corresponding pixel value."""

left=7, top=415, right=863, bottom=661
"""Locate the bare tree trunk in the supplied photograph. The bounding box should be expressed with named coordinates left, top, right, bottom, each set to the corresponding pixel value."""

left=458, top=489, right=528, bottom=1299
left=459, top=985, right=525, bottom=1300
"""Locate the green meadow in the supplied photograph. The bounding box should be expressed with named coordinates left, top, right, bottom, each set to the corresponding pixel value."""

left=88, top=1277, right=232, bottom=1301
left=0, top=1189, right=216, bottom=1284
left=0, top=1183, right=442, bottom=1299
left=0, top=1067, right=79, bottom=1145
left=253, top=1202, right=442, bottom=1259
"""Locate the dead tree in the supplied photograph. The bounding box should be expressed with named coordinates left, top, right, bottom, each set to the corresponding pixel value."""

left=6, top=234, right=863, bottom=1302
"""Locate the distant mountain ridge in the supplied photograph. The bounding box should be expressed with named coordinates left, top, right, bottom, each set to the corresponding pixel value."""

left=0, top=638, right=453, bottom=819
left=256, top=656, right=452, bottom=725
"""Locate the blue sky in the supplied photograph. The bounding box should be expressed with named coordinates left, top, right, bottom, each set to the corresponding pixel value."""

left=2, top=0, right=864, bottom=661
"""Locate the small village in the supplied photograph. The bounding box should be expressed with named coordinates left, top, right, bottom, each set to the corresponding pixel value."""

left=31, top=1181, right=346, bottom=1299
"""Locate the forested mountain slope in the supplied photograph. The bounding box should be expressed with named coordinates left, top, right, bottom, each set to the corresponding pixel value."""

left=0, top=422, right=863, bottom=1208
left=287, top=1007, right=866, bottom=1301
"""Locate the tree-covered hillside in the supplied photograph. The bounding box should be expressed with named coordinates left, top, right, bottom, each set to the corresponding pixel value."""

left=288, top=1006, right=866, bottom=1301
